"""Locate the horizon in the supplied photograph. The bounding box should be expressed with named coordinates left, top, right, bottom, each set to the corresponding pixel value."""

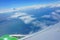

left=0, top=0, right=60, bottom=9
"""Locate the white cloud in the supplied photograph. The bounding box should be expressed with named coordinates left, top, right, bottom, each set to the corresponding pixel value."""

left=41, top=15, right=51, bottom=18
left=0, top=8, right=15, bottom=13
left=48, top=3, right=60, bottom=8
left=51, top=12, right=60, bottom=20
left=0, top=3, right=60, bottom=13
left=9, top=13, right=20, bottom=18
left=32, top=21, right=47, bottom=29
left=19, top=15, right=36, bottom=24
left=41, top=11, right=60, bottom=21
left=56, top=10, right=60, bottom=12
left=51, top=12, right=56, bottom=15
left=9, top=12, right=28, bottom=18
left=9, top=12, right=36, bottom=24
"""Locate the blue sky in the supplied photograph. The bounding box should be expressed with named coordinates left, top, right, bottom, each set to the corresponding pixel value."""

left=0, top=0, right=60, bottom=9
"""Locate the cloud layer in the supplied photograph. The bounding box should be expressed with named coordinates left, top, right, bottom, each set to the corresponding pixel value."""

left=0, top=3, right=60, bottom=13
left=9, top=12, right=36, bottom=24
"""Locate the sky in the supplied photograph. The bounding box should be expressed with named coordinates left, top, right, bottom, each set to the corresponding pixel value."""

left=0, top=0, right=60, bottom=9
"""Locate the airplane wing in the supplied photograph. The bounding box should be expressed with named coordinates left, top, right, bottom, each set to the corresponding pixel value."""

left=20, top=22, right=60, bottom=40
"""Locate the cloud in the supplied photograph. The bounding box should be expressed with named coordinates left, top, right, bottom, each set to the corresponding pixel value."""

left=19, top=16, right=36, bottom=24
left=0, top=3, right=60, bottom=13
left=51, top=12, right=60, bottom=20
left=0, top=8, right=15, bottom=13
left=51, top=12, right=56, bottom=15
left=9, top=12, right=28, bottom=18
left=16, top=4, right=48, bottom=10
left=41, top=11, right=60, bottom=20
left=0, top=5, right=47, bottom=13
left=9, top=12, right=36, bottom=24
left=41, top=15, right=51, bottom=18
left=9, top=13, right=20, bottom=18
left=32, top=21, right=47, bottom=28
left=49, top=4, right=60, bottom=8
left=56, top=10, right=60, bottom=12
